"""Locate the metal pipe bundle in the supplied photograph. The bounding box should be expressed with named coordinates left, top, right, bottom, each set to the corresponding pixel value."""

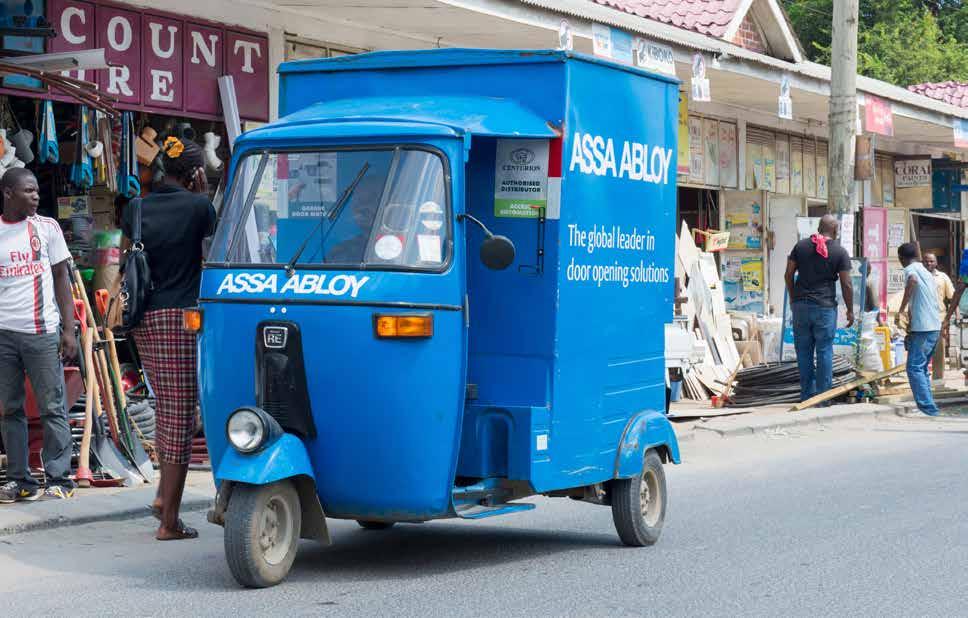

left=727, top=357, right=857, bottom=407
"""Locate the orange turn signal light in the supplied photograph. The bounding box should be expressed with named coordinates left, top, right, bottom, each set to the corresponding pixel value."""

left=183, top=308, right=203, bottom=333
left=374, top=314, right=433, bottom=339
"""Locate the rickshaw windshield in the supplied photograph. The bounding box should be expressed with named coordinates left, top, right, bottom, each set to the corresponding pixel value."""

left=209, top=147, right=451, bottom=270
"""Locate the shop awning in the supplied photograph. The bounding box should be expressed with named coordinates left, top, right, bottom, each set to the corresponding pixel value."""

left=280, top=95, right=561, bottom=138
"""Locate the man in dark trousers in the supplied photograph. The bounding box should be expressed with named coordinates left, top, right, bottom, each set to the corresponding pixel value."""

left=0, top=168, right=77, bottom=502
left=784, top=214, right=854, bottom=403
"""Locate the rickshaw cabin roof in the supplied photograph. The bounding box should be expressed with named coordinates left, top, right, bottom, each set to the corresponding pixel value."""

left=278, top=48, right=678, bottom=86
left=240, top=95, right=561, bottom=144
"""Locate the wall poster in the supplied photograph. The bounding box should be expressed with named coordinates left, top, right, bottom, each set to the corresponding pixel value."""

left=719, top=122, right=738, bottom=188
left=775, top=135, right=790, bottom=194
left=703, top=118, right=720, bottom=186
left=689, top=116, right=704, bottom=181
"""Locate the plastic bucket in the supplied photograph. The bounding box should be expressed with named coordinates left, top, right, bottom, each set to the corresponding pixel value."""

left=670, top=379, right=683, bottom=402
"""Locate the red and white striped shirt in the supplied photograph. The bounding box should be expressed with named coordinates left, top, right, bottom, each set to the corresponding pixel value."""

left=0, top=214, right=70, bottom=334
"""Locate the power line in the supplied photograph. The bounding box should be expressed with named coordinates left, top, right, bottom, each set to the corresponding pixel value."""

left=780, top=0, right=833, bottom=20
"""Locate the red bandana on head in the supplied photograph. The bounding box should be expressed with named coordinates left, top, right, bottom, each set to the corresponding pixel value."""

left=810, top=233, right=829, bottom=258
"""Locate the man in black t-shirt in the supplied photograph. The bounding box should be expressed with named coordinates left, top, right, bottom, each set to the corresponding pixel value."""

left=784, top=215, right=854, bottom=403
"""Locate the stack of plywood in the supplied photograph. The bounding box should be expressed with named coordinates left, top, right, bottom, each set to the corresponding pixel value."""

left=676, top=221, right=743, bottom=400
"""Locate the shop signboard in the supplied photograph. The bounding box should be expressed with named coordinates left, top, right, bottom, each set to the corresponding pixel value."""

left=955, top=118, right=968, bottom=149
left=493, top=138, right=550, bottom=219
left=677, top=89, right=690, bottom=176
left=690, top=53, right=710, bottom=102
left=47, top=0, right=269, bottom=121
left=778, top=74, right=792, bottom=120
left=894, top=159, right=931, bottom=188
left=863, top=206, right=888, bottom=307
left=864, top=94, right=894, bottom=137
left=633, top=37, right=676, bottom=77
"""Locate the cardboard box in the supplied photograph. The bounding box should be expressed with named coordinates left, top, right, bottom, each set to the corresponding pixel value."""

left=88, top=189, right=114, bottom=214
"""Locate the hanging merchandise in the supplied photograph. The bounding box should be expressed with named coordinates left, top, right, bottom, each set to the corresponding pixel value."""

left=96, top=113, right=118, bottom=193
left=0, top=130, right=16, bottom=168
left=203, top=132, right=223, bottom=174
left=3, top=99, right=34, bottom=165
left=70, top=106, right=94, bottom=190
left=39, top=100, right=59, bottom=164
left=116, top=111, right=141, bottom=199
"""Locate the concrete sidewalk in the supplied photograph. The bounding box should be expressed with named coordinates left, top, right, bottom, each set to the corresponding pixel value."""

left=0, top=471, right=214, bottom=537
left=670, top=401, right=904, bottom=441
left=670, top=390, right=968, bottom=441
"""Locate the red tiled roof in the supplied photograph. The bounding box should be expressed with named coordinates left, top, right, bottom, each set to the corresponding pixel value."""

left=908, top=81, right=968, bottom=108
left=592, top=0, right=744, bottom=38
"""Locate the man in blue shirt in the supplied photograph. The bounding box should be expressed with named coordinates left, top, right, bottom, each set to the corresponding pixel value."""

left=896, top=243, right=941, bottom=416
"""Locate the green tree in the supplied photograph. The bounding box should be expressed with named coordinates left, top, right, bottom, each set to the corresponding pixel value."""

left=784, top=0, right=968, bottom=86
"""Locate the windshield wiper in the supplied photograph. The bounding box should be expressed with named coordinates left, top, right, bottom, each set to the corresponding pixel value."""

left=284, top=162, right=370, bottom=277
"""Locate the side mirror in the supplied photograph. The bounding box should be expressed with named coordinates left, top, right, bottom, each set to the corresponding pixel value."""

left=481, top=235, right=515, bottom=270
left=458, top=213, right=516, bottom=271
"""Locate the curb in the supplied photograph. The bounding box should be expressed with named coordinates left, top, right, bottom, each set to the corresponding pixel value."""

left=688, top=403, right=904, bottom=439
left=0, top=495, right=212, bottom=538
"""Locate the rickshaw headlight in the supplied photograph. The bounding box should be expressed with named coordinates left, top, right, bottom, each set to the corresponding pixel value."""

left=227, top=408, right=267, bottom=453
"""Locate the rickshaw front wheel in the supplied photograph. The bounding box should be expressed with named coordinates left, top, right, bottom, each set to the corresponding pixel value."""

left=610, top=449, right=666, bottom=547
left=225, top=480, right=302, bottom=588
left=357, top=520, right=395, bottom=530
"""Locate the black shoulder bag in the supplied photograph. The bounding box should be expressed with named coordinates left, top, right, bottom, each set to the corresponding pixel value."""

left=118, top=198, right=152, bottom=331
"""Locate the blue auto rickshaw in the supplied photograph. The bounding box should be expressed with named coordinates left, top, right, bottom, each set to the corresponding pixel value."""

left=195, top=48, right=681, bottom=587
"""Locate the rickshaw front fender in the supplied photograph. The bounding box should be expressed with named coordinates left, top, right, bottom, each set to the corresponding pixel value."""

left=213, top=434, right=331, bottom=545
left=613, top=410, right=681, bottom=479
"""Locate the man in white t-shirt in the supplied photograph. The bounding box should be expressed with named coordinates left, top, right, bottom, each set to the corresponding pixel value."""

left=0, top=168, right=78, bottom=502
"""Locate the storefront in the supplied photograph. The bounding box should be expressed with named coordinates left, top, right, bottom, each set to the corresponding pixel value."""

left=5, top=0, right=271, bottom=283
left=0, top=0, right=270, bottom=473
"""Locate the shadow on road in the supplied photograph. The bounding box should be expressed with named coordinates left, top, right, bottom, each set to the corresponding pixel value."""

left=3, top=514, right=627, bottom=594
left=288, top=522, right=622, bottom=584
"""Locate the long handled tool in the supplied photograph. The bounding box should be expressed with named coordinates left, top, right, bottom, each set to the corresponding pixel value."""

left=72, top=298, right=95, bottom=486
left=94, top=289, right=154, bottom=481
left=68, top=263, right=148, bottom=483
left=72, top=299, right=136, bottom=487
left=75, top=327, right=95, bottom=488
left=87, top=375, right=139, bottom=487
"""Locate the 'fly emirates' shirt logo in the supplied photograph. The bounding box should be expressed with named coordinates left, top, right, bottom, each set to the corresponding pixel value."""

left=1, top=249, right=46, bottom=278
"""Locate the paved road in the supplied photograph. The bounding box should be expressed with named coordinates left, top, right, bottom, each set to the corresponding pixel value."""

left=3, top=414, right=968, bottom=617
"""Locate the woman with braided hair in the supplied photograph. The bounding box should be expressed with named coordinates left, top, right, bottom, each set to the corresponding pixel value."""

left=122, top=135, right=216, bottom=540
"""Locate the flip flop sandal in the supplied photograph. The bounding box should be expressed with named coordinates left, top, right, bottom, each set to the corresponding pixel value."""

left=156, top=522, right=199, bottom=541
left=148, top=505, right=194, bottom=534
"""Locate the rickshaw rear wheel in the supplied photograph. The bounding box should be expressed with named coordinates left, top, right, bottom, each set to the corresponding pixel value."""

left=357, top=520, right=395, bottom=530
left=611, top=449, right=666, bottom=547
left=225, top=480, right=302, bottom=588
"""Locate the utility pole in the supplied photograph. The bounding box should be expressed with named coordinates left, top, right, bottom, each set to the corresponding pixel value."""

left=829, top=0, right=859, bottom=215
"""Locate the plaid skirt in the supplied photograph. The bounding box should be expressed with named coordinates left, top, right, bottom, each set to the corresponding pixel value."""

left=134, top=309, right=198, bottom=465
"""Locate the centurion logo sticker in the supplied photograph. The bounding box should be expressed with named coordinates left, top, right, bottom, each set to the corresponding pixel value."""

left=216, top=272, right=370, bottom=298
left=569, top=132, right=673, bottom=185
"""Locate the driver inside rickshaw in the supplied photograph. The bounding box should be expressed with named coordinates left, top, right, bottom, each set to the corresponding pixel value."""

left=320, top=176, right=383, bottom=264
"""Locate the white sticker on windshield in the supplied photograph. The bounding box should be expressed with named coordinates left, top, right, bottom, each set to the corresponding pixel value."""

left=417, top=234, right=442, bottom=263
left=419, top=201, right=444, bottom=232
left=374, top=234, right=404, bottom=261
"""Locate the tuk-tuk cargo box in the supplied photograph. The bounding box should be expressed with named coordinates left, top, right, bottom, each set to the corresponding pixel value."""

left=203, top=49, right=680, bottom=518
